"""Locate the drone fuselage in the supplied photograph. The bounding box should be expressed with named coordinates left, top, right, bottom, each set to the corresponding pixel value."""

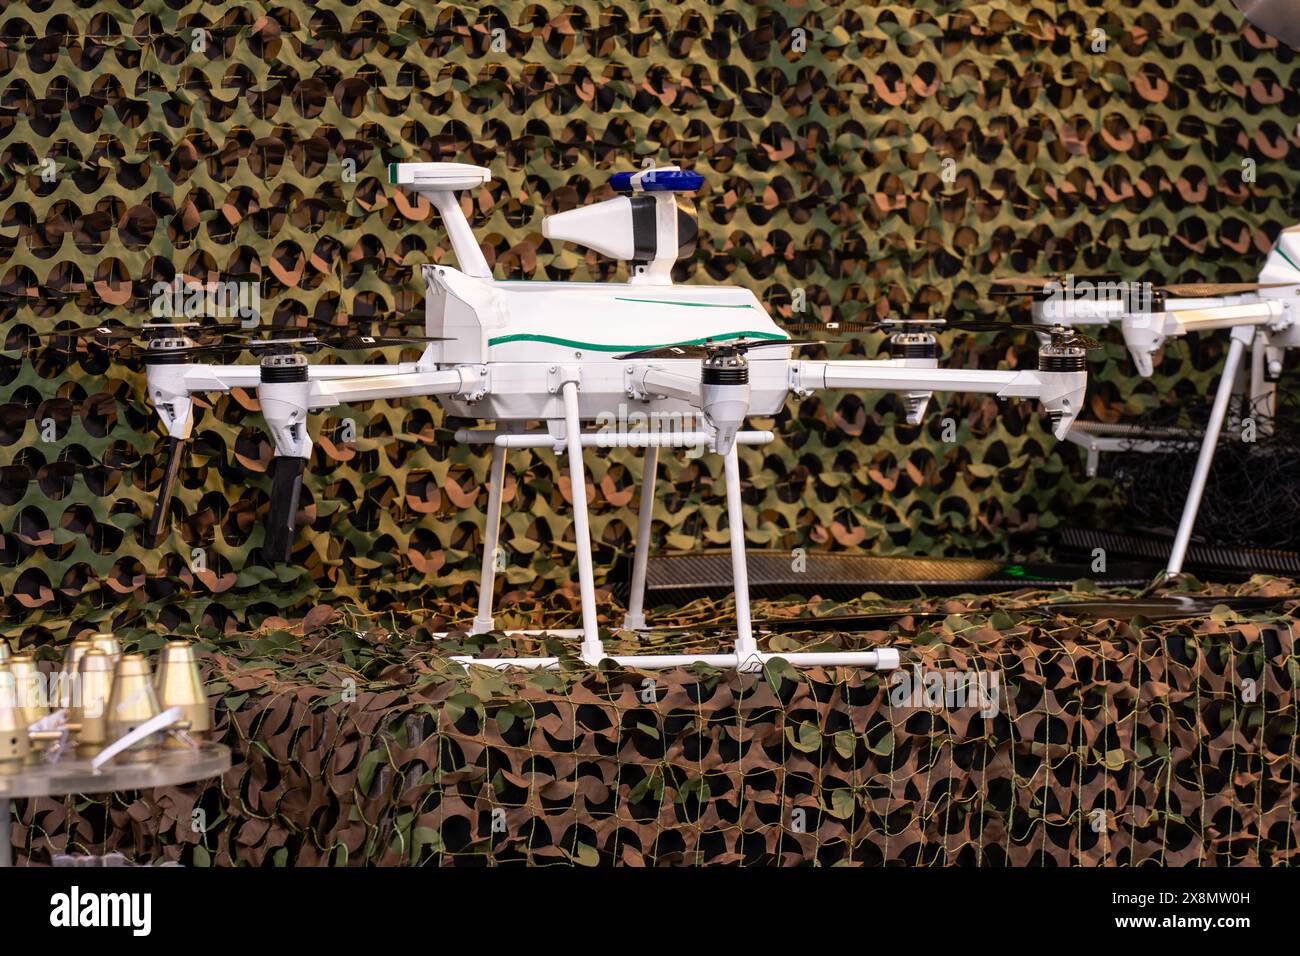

left=421, top=263, right=796, bottom=422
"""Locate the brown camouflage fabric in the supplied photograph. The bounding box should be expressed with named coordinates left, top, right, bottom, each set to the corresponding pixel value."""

left=10, top=577, right=1300, bottom=865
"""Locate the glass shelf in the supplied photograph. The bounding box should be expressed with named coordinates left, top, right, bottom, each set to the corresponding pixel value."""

left=0, top=743, right=230, bottom=799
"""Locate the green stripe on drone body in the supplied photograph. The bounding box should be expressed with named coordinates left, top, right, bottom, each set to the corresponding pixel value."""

left=1278, top=247, right=1300, bottom=274
left=487, top=330, right=788, bottom=351
left=613, top=297, right=757, bottom=309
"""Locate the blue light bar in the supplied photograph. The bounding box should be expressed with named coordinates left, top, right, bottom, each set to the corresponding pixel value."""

left=609, top=169, right=704, bottom=193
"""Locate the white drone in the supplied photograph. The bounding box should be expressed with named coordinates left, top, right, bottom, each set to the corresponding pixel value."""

left=67, top=163, right=1091, bottom=672
left=996, top=226, right=1300, bottom=576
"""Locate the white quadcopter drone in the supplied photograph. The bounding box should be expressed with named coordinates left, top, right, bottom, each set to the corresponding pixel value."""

left=994, top=225, right=1300, bottom=576
left=50, top=163, right=1092, bottom=672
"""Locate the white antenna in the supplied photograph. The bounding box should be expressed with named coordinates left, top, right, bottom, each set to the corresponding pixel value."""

left=390, top=163, right=493, bottom=279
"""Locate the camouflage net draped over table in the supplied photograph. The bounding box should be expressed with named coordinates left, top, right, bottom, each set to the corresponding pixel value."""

left=11, top=577, right=1300, bottom=866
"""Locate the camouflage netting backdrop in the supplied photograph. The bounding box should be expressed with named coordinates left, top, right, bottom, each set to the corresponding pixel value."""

left=1, top=0, right=1298, bottom=637
left=3, top=2, right=1300, bottom=867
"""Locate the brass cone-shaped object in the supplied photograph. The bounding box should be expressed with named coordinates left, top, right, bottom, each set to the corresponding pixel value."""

left=89, top=633, right=122, bottom=667
left=156, top=641, right=210, bottom=747
left=0, top=666, right=30, bottom=773
left=73, top=650, right=114, bottom=755
left=59, top=639, right=93, bottom=709
left=105, top=654, right=161, bottom=762
left=7, top=655, right=48, bottom=728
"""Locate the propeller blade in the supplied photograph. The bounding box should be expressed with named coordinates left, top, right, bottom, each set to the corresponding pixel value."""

left=30, top=324, right=138, bottom=341
left=989, top=276, right=1057, bottom=289
left=987, top=273, right=1121, bottom=291
left=31, top=321, right=248, bottom=341
left=144, top=436, right=183, bottom=548
left=943, top=321, right=1101, bottom=349
left=306, top=334, right=448, bottom=350
left=783, top=321, right=882, bottom=334
left=743, top=338, right=839, bottom=350
left=140, top=341, right=265, bottom=361
left=301, top=313, right=428, bottom=330
left=616, top=343, right=712, bottom=360
left=942, top=320, right=1034, bottom=332
left=138, top=332, right=447, bottom=363
left=615, top=337, right=833, bottom=360
left=31, top=323, right=255, bottom=358
left=1158, top=281, right=1296, bottom=297
left=264, top=456, right=306, bottom=564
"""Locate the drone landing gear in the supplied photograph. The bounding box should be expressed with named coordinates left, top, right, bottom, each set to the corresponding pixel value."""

left=1165, top=325, right=1254, bottom=578
left=453, top=393, right=898, bottom=672
left=620, top=444, right=659, bottom=633
left=470, top=444, right=508, bottom=636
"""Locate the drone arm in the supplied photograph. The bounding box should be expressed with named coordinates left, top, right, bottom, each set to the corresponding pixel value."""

left=304, top=366, right=486, bottom=407
left=141, top=363, right=264, bottom=547
left=258, top=365, right=489, bottom=564
left=796, top=362, right=1086, bottom=439
left=801, top=361, right=1031, bottom=394
left=144, top=364, right=262, bottom=438
left=630, top=365, right=701, bottom=403
left=1166, top=300, right=1285, bottom=333
left=1120, top=301, right=1284, bottom=376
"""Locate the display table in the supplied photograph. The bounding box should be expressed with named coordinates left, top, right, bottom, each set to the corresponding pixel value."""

left=0, top=743, right=230, bottom=867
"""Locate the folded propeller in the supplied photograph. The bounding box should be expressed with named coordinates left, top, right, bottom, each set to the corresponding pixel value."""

left=614, top=337, right=838, bottom=361
left=118, top=320, right=446, bottom=553
left=988, top=275, right=1295, bottom=298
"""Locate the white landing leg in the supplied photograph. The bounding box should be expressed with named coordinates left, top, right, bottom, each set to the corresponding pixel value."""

left=470, top=444, right=507, bottom=635
left=561, top=379, right=603, bottom=663
left=723, top=444, right=758, bottom=668
left=1166, top=325, right=1254, bottom=577
left=622, top=445, right=659, bottom=631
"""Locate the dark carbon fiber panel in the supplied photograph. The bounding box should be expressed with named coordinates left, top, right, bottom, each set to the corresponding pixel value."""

left=1059, top=527, right=1300, bottom=577
left=643, top=551, right=1150, bottom=600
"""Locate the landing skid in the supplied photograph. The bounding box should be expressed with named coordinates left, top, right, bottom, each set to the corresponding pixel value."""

left=450, top=379, right=900, bottom=672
